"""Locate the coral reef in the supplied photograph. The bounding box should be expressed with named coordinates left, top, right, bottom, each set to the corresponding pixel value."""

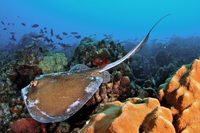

left=67, top=37, right=129, bottom=70
left=38, top=52, right=68, bottom=74
left=0, top=42, right=69, bottom=132
left=2, top=34, right=199, bottom=132
left=137, top=79, right=157, bottom=98
left=157, top=59, right=200, bottom=133
left=7, top=65, right=42, bottom=88
left=68, top=37, right=97, bottom=67
left=131, top=54, right=145, bottom=78
left=80, top=98, right=175, bottom=133
left=155, top=50, right=173, bottom=67
left=154, top=58, right=186, bottom=87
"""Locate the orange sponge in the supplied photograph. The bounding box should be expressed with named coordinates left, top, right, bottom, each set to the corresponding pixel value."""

left=80, top=98, right=175, bottom=133
left=157, top=59, right=200, bottom=132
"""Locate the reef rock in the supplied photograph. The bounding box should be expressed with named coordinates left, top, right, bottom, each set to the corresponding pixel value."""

left=157, top=59, right=200, bottom=133
left=68, top=37, right=131, bottom=71
left=80, top=97, right=175, bottom=133
left=155, top=50, right=173, bottom=67
left=9, top=117, right=46, bottom=133
left=38, top=52, right=68, bottom=74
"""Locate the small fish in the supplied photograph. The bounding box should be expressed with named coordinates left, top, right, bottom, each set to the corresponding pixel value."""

left=10, top=32, right=15, bottom=34
left=58, top=37, right=63, bottom=40
left=1, top=21, right=4, bottom=25
left=12, top=23, right=14, bottom=25
left=40, top=29, right=44, bottom=35
left=71, top=32, right=78, bottom=35
left=5, top=51, right=9, bottom=58
left=51, top=29, right=53, bottom=36
left=50, top=38, right=54, bottom=43
left=151, top=39, right=158, bottom=42
left=25, top=43, right=35, bottom=48
left=21, top=23, right=26, bottom=26
left=62, top=32, right=68, bottom=35
left=44, top=27, right=46, bottom=30
left=31, top=24, right=39, bottom=28
left=10, top=35, right=16, bottom=41
left=57, top=43, right=71, bottom=49
left=74, top=35, right=81, bottom=39
left=32, top=45, right=40, bottom=52
left=3, top=28, right=6, bottom=30
left=44, top=37, right=50, bottom=43
left=52, top=46, right=56, bottom=50
left=46, top=43, right=53, bottom=47
left=134, top=38, right=138, bottom=42
left=8, top=23, right=10, bottom=25
left=30, top=35, right=44, bottom=41
left=55, top=34, right=63, bottom=40
left=20, top=37, right=27, bottom=44
left=45, top=31, right=47, bottom=33
left=46, top=43, right=54, bottom=48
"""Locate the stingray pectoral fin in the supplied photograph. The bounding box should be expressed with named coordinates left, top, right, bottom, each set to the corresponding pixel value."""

left=69, top=64, right=90, bottom=72
left=99, top=71, right=110, bottom=83
left=21, top=72, right=103, bottom=123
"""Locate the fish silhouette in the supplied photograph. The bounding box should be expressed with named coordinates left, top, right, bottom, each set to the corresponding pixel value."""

left=21, top=14, right=171, bottom=123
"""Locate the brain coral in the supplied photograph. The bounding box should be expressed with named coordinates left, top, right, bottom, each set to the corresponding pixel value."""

left=80, top=98, right=175, bottom=133
left=157, top=59, right=200, bottom=133
left=38, top=52, right=68, bottom=74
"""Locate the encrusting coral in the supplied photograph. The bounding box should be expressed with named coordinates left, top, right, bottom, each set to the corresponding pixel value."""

left=9, top=118, right=47, bottom=133
left=38, top=52, right=68, bottom=74
left=157, top=58, right=200, bottom=133
left=80, top=97, right=175, bottom=133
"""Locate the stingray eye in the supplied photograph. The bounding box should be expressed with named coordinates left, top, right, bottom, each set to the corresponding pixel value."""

left=30, top=80, right=38, bottom=87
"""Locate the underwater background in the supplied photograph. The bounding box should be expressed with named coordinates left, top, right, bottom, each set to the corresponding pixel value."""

left=0, top=0, right=200, bottom=133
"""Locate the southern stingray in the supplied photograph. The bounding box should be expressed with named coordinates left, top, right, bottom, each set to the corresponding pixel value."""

left=21, top=14, right=171, bottom=123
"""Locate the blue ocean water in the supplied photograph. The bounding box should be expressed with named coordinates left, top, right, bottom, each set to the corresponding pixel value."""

left=1, top=1, right=200, bottom=132
left=0, top=0, right=199, bottom=46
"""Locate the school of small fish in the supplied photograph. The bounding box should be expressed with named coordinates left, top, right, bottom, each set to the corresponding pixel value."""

left=0, top=16, right=82, bottom=63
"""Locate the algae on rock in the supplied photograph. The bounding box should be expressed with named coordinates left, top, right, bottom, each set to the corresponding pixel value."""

left=38, top=52, right=68, bottom=74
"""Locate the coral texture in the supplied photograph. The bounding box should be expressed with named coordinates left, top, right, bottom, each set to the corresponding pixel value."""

left=38, top=52, right=68, bottom=74
left=157, top=59, right=200, bottom=133
left=67, top=37, right=129, bottom=70
left=80, top=98, right=175, bottom=133
left=155, top=50, right=172, bottom=67
left=9, top=118, right=46, bottom=133
left=93, top=48, right=111, bottom=67
left=93, top=59, right=110, bottom=67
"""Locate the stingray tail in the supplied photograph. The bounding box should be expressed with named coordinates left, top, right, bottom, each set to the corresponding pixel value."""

left=98, top=14, right=171, bottom=73
left=129, top=14, right=171, bottom=57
